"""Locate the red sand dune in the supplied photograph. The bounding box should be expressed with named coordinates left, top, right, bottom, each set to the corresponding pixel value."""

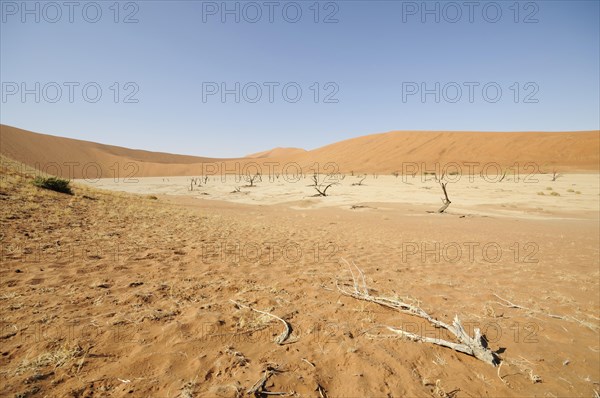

left=246, top=147, right=307, bottom=159
left=1, top=124, right=598, bottom=178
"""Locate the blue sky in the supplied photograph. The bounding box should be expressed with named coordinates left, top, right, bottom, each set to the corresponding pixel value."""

left=1, top=0, right=599, bottom=157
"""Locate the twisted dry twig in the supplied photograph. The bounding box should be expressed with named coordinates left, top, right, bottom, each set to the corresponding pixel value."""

left=230, top=300, right=292, bottom=345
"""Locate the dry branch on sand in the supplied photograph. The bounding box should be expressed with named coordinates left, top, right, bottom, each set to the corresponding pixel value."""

left=336, top=259, right=500, bottom=366
left=493, top=294, right=567, bottom=319
left=493, top=294, right=599, bottom=331
left=247, top=364, right=285, bottom=396
left=230, top=300, right=292, bottom=345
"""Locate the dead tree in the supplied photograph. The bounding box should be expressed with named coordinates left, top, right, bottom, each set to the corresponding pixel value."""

left=190, top=176, right=209, bottom=191
left=435, top=173, right=451, bottom=213
left=551, top=169, right=562, bottom=181
left=311, top=173, right=319, bottom=187
left=312, top=173, right=336, bottom=196
left=245, top=172, right=262, bottom=187
left=314, top=183, right=335, bottom=196
left=352, top=176, right=366, bottom=186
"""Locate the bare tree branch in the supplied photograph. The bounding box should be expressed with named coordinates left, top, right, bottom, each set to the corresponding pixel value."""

left=434, top=173, right=451, bottom=213
left=311, top=173, right=337, bottom=196
left=336, top=259, right=499, bottom=366
left=352, top=176, right=366, bottom=186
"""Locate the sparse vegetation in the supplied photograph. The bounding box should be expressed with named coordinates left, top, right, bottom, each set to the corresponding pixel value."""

left=15, top=344, right=83, bottom=375
left=32, top=176, right=73, bottom=194
left=566, top=189, right=581, bottom=194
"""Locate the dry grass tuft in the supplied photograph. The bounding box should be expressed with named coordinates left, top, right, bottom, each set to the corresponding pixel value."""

left=14, top=344, right=83, bottom=375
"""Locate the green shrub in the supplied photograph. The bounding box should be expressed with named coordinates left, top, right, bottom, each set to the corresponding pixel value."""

left=32, top=176, right=73, bottom=194
left=550, top=191, right=560, bottom=196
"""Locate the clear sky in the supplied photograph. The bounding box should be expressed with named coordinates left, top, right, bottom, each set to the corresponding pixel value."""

left=1, top=0, right=599, bottom=157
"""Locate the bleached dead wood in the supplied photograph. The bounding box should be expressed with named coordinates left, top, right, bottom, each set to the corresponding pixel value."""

left=494, top=294, right=570, bottom=320
left=493, top=294, right=599, bottom=331
left=230, top=300, right=292, bottom=345
left=317, top=383, right=328, bottom=398
left=336, top=259, right=499, bottom=366
left=247, top=365, right=284, bottom=396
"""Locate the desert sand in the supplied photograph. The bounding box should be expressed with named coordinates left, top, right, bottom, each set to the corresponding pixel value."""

left=81, top=173, right=599, bottom=220
left=1, top=127, right=599, bottom=397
